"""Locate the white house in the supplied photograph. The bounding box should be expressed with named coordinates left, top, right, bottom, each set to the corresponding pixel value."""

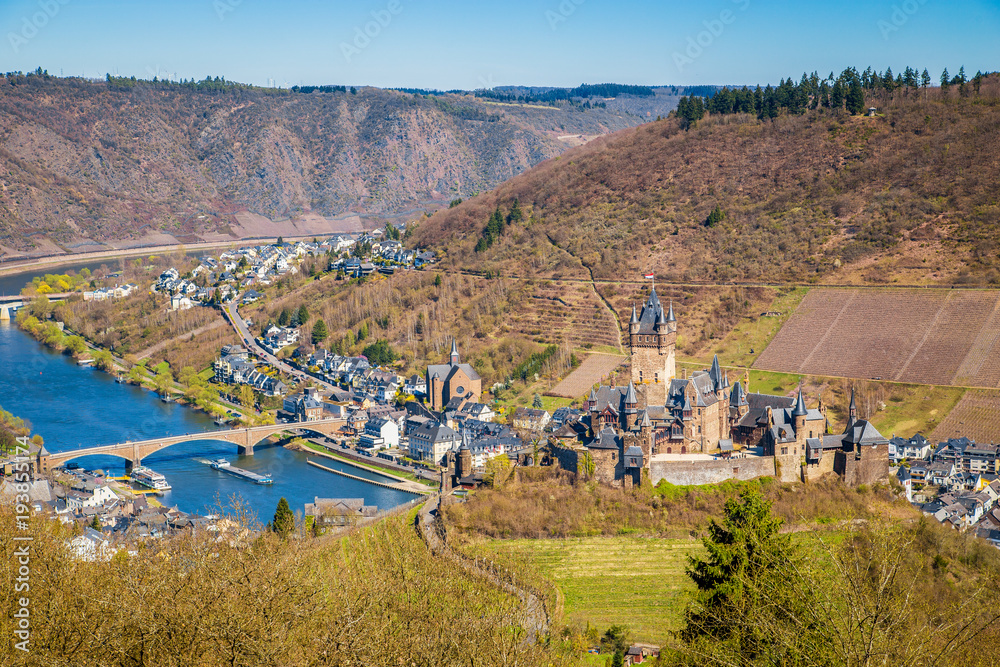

left=66, top=485, right=117, bottom=511
left=359, top=417, right=400, bottom=451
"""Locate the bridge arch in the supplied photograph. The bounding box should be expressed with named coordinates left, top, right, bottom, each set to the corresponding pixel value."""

left=42, top=418, right=346, bottom=473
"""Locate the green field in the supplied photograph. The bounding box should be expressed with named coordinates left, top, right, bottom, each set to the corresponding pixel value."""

left=687, top=287, right=809, bottom=368
left=484, top=537, right=702, bottom=644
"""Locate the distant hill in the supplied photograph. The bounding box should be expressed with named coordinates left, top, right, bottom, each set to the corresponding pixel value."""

left=0, top=74, right=644, bottom=259
left=412, top=74, right=1000, bottom=287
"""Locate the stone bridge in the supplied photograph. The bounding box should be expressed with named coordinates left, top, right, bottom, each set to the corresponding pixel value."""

left=41, top=418, right=346, bottom=473
left=0, top=293, right=70, bottom=321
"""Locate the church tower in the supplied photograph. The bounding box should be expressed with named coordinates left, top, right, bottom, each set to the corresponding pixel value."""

left=629, top=288, right=676, bottom=406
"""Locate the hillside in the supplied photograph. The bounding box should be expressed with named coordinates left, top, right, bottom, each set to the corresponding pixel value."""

left=411, top=74, right=1000, bottom=287
left=0, top=73, right=641, bottom=258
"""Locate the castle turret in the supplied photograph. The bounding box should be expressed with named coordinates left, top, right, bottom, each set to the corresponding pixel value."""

left=629, top=304, right=639, bottom=335
left=847, top=387, right=858, bottom=430
left=666, top=301, right=676, bottom=333
left=793, top=388, right=808, bottom=441
left=624, top=381, right=638, bottom=430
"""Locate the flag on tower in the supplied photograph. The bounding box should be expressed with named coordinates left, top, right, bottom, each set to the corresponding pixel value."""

left=643, top=273, right=654, bottom=279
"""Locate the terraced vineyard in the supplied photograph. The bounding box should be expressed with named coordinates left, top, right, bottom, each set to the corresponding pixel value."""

left=548, top=353, right=625, bottom=398
left=483, top=537, right=701, bottom=644
left=755, top=289, right=1000, bottom=388
left=512, top=281, right=622, bottom=351
left=930, top=390, right=1000, bottom=444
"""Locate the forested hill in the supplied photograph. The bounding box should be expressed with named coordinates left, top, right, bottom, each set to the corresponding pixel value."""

left=412, top=71, right=1000, bottom=287
left=0, top=73, right=641, bottom=257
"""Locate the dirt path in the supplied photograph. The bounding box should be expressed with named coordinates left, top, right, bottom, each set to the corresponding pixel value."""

left=416, top=495, right=551, bottom=643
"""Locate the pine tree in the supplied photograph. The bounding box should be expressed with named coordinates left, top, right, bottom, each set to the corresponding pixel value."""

left=532, top=393, right=543, bottom=409
left=507, top=198, right=523, bottom=224
left=846, top=76, right=865, bottom=115
left=278, top=308, right=290, bottom=327
left=680, top=490, right=801, bottom=648
left=298, top=304, right=309, bottom=324
left=90, top=516, right=102, bottom=531
left=940, top=67, right=951, bottom=93
left=921, top=68, right=931, bottom=88
left=312, top=319, right=328, bottom=345
left=272, top=497, right=295, bottom=538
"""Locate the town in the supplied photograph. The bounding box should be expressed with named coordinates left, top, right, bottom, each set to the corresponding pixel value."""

left=5, top=228, right=1000, bottom=562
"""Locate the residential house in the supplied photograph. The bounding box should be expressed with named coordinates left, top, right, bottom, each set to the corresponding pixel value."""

left=512, top=407, right=551, bottom=432
left=305, top=497, right=377, bottom=527
left=408, top=420, right=461, bottom=466
left=359, top=417, right=400, bottom=451
left=283, top=388, right=324, bottom=422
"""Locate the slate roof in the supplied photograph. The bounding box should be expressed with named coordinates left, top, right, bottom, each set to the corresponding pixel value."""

left=589, top=426, right=622, bottom=450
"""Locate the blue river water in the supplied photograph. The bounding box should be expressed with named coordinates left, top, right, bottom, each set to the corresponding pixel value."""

left=0, top=313, right=416, bottom=522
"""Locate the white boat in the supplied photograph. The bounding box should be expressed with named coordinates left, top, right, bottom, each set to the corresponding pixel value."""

left=77, top=358, right=94, bottom=366
left=209, top=458, right=231, bottom=470
left=130, top=466, right=171, bottom=491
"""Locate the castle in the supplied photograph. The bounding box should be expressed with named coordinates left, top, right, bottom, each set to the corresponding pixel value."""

left=550, top=287, right=888, bottom=488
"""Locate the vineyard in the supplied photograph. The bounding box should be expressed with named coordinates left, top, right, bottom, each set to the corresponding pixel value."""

left=548, top=353, right=625, bottom=398
left=511, top=281, right=622, bottom=351
left=754, top=289, right=1000, bottom=388
left=930, top=390, right=1000, bottom=444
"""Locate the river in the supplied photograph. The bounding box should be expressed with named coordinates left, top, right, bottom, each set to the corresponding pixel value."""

left=0, top=317, right=417, bottom=521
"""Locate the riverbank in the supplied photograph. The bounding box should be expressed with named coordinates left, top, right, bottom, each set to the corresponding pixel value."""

left=290, top=439, right=438, bottom=488
left=287, top=440, right=435, bottom=494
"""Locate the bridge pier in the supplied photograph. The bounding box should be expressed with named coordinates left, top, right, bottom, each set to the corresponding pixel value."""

left=236, top=428, right=255, bottom=456
left=0, top=305, right=11, bottom=321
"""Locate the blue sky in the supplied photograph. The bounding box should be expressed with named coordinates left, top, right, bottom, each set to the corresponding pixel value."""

left=1, top=0, right=997, bottom=89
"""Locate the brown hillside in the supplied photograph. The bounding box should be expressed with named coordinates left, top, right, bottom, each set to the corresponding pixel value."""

left=0, top=75, right=640, bottom=256
left=411, top=76, right=1000, bottom=286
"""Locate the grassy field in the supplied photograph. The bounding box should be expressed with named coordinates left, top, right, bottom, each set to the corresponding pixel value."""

left=872, top=384, right=966, bottom=438
left=687, top=287, right=809, bottom=368
left=484, top=536, right=702, bottom=644
left=481, top=531, right=846, bottom=650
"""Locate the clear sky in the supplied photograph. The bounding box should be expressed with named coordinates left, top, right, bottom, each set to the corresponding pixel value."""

left=1, top=0, right=997, bottom=89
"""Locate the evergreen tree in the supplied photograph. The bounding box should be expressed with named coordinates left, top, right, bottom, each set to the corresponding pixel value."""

left=532, top=393, right=543, bottom=409
left=921, top=68, right=931, bottom=88
left=704, top=205, right=725, bottom=227
left=830, top=79, right=844, bottom=109
left=297, top=304, right=309, bottom=324
left=846, top=76, right=865, bottom=115
left=312, top=319, right=328, bottom=345
left=507, top=198, right=523, bottom=224
left=272, top=497, right=295, bottom=538
left=278, top=308, right=290, bottom=327
left=434, top=273, right=442, bottom=287
left=680, top=490, right=802, bottom=651
left=90, top=516, right=102, bottom=531
left=940, top=67, right=951, bottom=92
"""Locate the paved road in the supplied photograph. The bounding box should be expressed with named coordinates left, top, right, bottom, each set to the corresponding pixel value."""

left=223, top=304, right=336, bottom=391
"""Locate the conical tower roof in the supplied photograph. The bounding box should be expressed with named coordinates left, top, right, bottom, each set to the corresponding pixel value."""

left=629, top=304, right=638, bottom=324
left=666, top=301, right=676, bottom=323
left=709, top=355, right=723, bottom=388
left=730, top=381, right=747, bottom=406
left=624, top=381, right=637, bottom=405
left=640, top=411, right=652, bottom=428
left=792, top=389, right=808, bottom=417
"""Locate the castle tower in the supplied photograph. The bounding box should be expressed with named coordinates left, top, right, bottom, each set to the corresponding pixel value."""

left=629, top=288, right=676, bottom=406
left=792, top=388, right=808, bottom=448
left=624, top=381, right=638, bottom=430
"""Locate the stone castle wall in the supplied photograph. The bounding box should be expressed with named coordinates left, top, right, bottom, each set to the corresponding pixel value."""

left=649, top=456, right=777, bottom=486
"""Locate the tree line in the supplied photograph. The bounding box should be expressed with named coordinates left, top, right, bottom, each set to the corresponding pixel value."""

left=674, top=65, right=990, bottom=127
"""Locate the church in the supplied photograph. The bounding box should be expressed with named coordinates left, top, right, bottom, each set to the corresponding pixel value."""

left=550, top=287, right=888, bottom=487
